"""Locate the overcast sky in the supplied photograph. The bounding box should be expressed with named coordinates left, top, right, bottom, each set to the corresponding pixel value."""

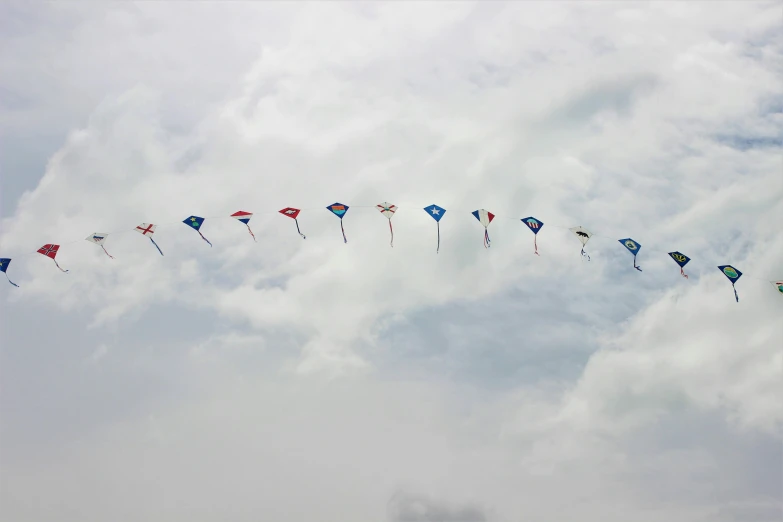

left=1, top=2, right=782, bottom=521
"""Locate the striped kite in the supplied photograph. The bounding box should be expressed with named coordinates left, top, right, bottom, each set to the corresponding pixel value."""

left=472, top=209, right=495, bottom=248
left=231, top=211, right=256, bottom=241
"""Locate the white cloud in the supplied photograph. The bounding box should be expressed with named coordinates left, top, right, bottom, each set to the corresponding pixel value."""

left=1, top=2, right=781, bottom=521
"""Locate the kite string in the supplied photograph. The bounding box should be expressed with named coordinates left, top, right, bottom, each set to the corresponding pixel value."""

left=4, top=273, right=19, bottom=287
left=295, top=219, right=306, bottom=239
left=149, top=237, right=164, bottom=256
left=246, top=224, right=257, bottom=242
left=197, top=231, right=213, bottom=247
left=1, top=202, right=778, bottom=284
left=52, top=258, right=69, bottom=273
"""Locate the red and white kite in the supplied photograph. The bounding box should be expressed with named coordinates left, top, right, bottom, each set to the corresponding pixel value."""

left=37, top=244, right=69, bottom=272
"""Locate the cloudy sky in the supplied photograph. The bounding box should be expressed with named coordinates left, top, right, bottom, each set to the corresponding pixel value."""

left=1, top=2, right=782, bottom=521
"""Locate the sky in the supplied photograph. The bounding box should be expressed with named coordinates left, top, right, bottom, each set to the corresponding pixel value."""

left=0, top=2, right=782, bottom=521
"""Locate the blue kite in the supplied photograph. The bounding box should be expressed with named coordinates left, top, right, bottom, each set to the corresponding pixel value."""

left=326, top=203, right=349, bottom=243
left=0, top=258, right=19, bottom=287
left=183, top=215, right=212, bottom=247
left=521, top=217, right=544, bottom=255
left=423, top=204, right=446, bottom=253
left=618, top=238, right=643, bottom=271
left=718, top=265, right=742, bottom=302
left=668, top=251, right=691, bottom=278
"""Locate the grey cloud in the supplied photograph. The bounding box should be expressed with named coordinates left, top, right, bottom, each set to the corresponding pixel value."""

left=388, top=491, right=488, bottom=522
left=1, top=2, right=782, bottom=521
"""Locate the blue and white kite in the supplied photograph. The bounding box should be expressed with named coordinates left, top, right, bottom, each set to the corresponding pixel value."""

left=423, top=204, right=446, bottom=253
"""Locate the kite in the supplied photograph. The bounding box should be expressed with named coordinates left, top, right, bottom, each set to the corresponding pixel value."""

left=0, top=258, right=19, bottom=287
left=521, top=217, right=544, bottom=255
left=376, top=202, right=397, bottom=247
left=423, top=204, right=446, bottom=253
left=279, top=207, right=306, bottom=239
left=37, top=244, right=68, bottom=272
left=326, top=203, right=349, bottom=243
left=772, top=281, right=783, bottom=295
left=183, top=216, right=212, bottom=247
left=472, top=209, right=495, bottom=248
left=618, top=238, right=642, bottom=271
left=135, top=223, right=164, bottom=256
left=85, top=233, right=115, bottom=259
left=231, top=211, right=256, bottom=241
left=569, top=226, right=592, bottom=260
left=668, top=251, right=691, bottom=278
left=717, top=265, right=742, bottom=302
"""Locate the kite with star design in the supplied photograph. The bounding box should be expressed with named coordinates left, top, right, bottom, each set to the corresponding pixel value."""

left=423, top=204, right=446, bottom=253
left=0, top=258, right=19, bottom=287
left=183, top=215, right=212, bottom=247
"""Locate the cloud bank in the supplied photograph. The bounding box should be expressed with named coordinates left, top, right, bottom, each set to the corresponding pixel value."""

left=1, top=2, right=781, bottom=521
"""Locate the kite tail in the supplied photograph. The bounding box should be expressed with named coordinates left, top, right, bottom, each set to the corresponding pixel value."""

left=581, top=247, right=591, bottom=261
left=680, top=268, right=689, bottom=279
left=4, top=273, right=19, bottom=287
left=389, top=220, right=394, bottom=248
left=52, top=259, right=69, bottom=273
left=634, top=256, right=642, bottom=272
left=149, top=237, right=164, bottom=256
left=436, top=222, right=440, bottom=254
left=733, top=285, right=739, bottom=303
left=101, top=245, right=115, bottom=259
left=534, top=235, right=539, bottom=256
left=245, top=224, right=257, bottom=242
left=197, top=231, right=213, bottom=247
left=295, top=219, right=306, bottom=239
left=340, top=221, right=347, bottom=243
left=484, top=229, right=491, bottom=249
